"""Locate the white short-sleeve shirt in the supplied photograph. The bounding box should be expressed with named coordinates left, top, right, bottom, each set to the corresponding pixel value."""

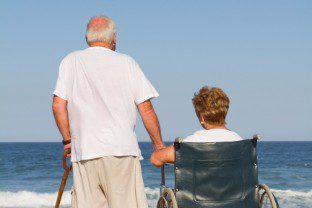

left=54, top=47, right=159, bottom=162
left=183, top=129, right=243, bottom=143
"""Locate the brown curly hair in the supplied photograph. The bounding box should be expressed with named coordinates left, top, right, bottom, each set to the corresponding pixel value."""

left=192, top=87, right=230, bottom=125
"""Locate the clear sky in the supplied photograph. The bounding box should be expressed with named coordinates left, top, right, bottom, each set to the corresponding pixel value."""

left=0, top=1, right=311, bottom=142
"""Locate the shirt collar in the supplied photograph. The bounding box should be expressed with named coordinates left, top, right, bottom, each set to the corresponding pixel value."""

left=87, top=46, right=112, bottom=51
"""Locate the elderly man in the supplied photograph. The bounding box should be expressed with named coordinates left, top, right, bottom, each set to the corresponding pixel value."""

left=52, top=15, right=165, bottom=208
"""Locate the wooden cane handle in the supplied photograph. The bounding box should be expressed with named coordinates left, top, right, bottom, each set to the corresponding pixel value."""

left=62, top=148, right=72, bottom=171
left=55, top=149, right=72, bottom=208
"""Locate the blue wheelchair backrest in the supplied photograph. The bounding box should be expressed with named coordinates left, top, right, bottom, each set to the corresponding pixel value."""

left=174, top=139, right=259, bottom=208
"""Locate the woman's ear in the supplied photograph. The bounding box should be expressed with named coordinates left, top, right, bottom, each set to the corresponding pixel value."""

left=199, top=114, right=205, bottom=124
left=195, top=110, right=205, bottom=125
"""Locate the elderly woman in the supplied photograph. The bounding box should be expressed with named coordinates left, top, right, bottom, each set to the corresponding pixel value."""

left=150, top=86, right=243, bottom=167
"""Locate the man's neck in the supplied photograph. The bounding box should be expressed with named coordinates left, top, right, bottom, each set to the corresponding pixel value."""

left=89, top=42, right=112, bottom=50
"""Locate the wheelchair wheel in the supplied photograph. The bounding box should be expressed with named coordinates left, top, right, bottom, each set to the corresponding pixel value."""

left=258, top=184, right=279, bottom=208
left=157, top=188, right=178, bottom=208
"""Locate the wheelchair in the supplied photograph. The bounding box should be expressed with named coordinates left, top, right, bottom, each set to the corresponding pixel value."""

left=157, top=135, right=279, bottom=208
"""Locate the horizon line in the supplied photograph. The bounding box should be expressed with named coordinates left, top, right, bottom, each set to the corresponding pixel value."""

left=0, top=140, right=311, bottom=143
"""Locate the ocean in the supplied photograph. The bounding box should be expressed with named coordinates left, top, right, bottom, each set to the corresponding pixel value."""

left=0, top=141, right=311, bottom=208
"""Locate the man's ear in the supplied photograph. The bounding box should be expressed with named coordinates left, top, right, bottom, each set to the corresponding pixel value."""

left=113, top=33, right=117, bottom=42
left=113, top=33, right=117, bottom=46
left=111, top=33, right=117, bottom=51
left=85, top=35, right=89, bottom=46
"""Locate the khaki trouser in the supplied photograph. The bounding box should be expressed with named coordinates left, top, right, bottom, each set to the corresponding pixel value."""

left=71, top=156, right=148, bottom=208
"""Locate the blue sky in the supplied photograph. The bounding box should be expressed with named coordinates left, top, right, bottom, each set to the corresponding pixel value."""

left=0, top=1, right=311, bottom=142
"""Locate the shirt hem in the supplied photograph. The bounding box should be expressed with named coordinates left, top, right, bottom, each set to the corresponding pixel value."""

left=136, top=92, right=159, bottom=105
left=71, top=152, right=144, bottom=162
left=53, top=90, right=67, bottom=100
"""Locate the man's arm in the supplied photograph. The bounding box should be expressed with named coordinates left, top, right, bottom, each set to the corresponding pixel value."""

left=150, top=145, right=175, bottom=167
left=137, top=100, right=165, bottom=150
left=52, top=95, right=71, bottom=153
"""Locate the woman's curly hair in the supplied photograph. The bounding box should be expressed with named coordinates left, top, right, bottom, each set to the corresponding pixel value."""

left=192, top=87, right=230, bottom=125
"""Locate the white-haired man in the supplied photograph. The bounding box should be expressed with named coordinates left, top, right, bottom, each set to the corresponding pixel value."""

left=52, top=15, right=165, bottom=208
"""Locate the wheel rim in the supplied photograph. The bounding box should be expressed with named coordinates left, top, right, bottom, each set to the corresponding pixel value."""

left=157, top=196, right=168, bottom=208
left=260, top=190, right=272, bottom=208
left=157, top=188, right=178, bottom=208
left=258, top=184, right=278, bottom=208
left=163, top=193, right=174, bottom=208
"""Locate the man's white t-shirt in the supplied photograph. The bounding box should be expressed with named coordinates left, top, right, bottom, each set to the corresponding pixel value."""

left=54, top=47, right=159, bottom=162
left=183, top=129, right=243, bottom=143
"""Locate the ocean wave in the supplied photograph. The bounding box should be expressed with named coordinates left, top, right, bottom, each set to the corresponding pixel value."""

left=0, top=190, right=71, bottom=208
left=0, top=188, right=159, bottom=208
left=0, top=188, right=311, bottom=208
left=271, top=189, right=312, bottom=208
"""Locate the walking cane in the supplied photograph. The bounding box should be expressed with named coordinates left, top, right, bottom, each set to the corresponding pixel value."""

left=55, top=148, right=72, bottom=208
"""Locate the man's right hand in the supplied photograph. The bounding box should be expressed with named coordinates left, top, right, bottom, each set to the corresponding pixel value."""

left=150, top=145, right=175, bottom=167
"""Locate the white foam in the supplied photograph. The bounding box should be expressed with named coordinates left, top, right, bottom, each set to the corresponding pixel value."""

left=145, top=187, right=160, bottom=207
left=0, top=188, right=311, bottom=208
left=271, top=189, right=312, bottom=208
left=0, top=190, right=71, bottom=208
left=0, top=188, right=159, bottom=208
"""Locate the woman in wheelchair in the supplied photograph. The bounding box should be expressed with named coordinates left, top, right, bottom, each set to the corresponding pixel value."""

left=151, top=86, right=279, bottom=208
left=151, top=86, right=242, bottom=167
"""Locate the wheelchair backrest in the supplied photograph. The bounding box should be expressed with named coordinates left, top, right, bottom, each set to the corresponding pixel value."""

left=174, top=139, right=259, bottom=208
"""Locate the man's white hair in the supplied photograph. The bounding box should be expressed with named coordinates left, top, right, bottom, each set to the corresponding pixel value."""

left=86, top=15, right=116, bottom=45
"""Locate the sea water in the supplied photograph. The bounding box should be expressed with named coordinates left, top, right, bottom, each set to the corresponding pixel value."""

left=0, top=141, right=311, bottom=208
